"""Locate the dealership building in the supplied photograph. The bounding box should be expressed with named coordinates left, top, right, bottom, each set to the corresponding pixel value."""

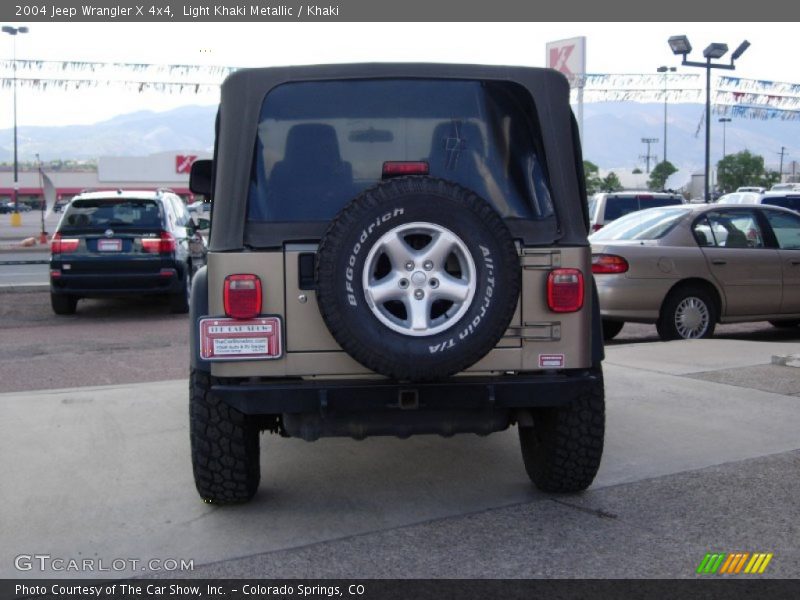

left=0, top=151, right=211, bottom=207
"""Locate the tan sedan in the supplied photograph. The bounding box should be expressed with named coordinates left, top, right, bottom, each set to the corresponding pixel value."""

left=590, top=204, right=800, bottom=340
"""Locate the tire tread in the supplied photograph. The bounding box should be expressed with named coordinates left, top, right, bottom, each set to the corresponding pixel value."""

left=519, top=371, right=605, bottom=493
left=190, top=369, right=260, bottom=504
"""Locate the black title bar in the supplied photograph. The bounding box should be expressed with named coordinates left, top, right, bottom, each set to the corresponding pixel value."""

left=5, top=0, right=800, bottom=22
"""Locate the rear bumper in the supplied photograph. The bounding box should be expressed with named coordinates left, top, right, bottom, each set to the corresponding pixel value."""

left=50, top=268, right=182, bottom=296
left=213, top=369, right=601, bottom=416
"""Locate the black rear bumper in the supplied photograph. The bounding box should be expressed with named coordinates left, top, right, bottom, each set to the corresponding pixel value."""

left=50, top=269, right=182, bottom=296
left=213, top=369, right=600, bottom=416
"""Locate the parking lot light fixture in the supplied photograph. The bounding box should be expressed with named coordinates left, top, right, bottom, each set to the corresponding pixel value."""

left=668, top=36, right=750, bottom=203
left=668, top=35, right=692, bottom=56
left=731, top=40, right=751, bottom=61
left=2, top=25, right=29, bottom=226
left=703, top=43, right=728, bottom=60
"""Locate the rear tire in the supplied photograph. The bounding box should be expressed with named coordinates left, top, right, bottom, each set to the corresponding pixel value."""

left=602, top=320, right=624, bottom=341
left=657, top=285, right=717, bottom=341
left=170, top=265, right=191, bottom=314
left=51, top=293, right=77, bottom=315
left=190, top=369, right=261, bottom=504
left=518, top=368, right=605, bottom=493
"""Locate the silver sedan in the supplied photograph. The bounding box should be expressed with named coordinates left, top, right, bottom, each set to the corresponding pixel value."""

left=590, top=204, right=800, bottom=340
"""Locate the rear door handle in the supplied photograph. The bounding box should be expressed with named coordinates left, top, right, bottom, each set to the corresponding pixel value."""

left=711, top=259, right=727, bottom=265
left=791, top=260, right=800, bottom=266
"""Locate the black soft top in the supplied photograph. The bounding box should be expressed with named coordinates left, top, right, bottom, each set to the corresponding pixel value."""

left=209, top=63, right=587, bottom=251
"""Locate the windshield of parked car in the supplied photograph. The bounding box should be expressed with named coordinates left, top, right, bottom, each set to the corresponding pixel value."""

left=717, top=192, right=760, bottom=205
left=603, top=195, right=683, bottom=222
left=60, top=199, right=162, bottom=230
left=762, top=196, right=800, bottom=212
left=247, top=79, right=555, bottom=222
left=590, top=206, right=689, bottom=241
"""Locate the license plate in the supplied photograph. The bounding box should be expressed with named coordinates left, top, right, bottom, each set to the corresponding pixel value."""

left=98, top=239, right=122, bottom=252
left=199, top=317, right=282, bottom=361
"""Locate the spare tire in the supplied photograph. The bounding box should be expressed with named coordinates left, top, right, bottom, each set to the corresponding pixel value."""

left=316, top=176, right=520, bottom=381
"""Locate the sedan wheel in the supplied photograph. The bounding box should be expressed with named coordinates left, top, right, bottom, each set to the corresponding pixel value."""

left=657, top=286, right=717, bottom=341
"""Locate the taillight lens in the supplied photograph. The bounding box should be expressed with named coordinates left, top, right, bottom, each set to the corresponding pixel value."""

left=224, top=274, right=262, bottom=320
left=142, top=231, right=177, bottom=254
left=547, top=268, right=584, bottom=313
left=591, top=223, right=603, bottom=232
left=51, top=232, right=79, bottom=254
left=382, top=161, right=430, bottom=177
left=592, top=254, right=629, bottom=274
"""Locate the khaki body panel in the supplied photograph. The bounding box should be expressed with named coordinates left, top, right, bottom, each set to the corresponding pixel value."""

left=209, top=245, right=592, bottom=378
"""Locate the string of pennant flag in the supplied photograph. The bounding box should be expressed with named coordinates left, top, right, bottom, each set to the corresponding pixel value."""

left=1, top=60, right=800, bottom=121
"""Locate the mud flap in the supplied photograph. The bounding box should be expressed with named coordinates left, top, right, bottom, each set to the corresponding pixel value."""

left=189, top=266, right=212, bottom=372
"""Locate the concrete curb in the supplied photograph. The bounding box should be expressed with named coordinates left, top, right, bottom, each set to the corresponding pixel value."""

left=0, top=246, right=50, bottom=254
left=772, top=354, right=800, bottom=368
left=0, top=283, right=49, bottom=294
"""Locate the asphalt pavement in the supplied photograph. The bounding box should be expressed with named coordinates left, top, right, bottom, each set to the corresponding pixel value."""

left=1, top=335, right=799, bottom=579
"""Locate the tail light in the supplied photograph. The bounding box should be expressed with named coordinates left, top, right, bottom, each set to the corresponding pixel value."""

left=224, top=274, right=262, bottom=320
left=591, top=223, right=603, bottom=232
left=592, top=254, right=629, bottom=274
left=141, top=231, right=177, bottom=254
left=547, top=268, right=584, bottom=313
left=382, top=161, right=429, bottom=178
left=51, top=232, right=79, bottom=254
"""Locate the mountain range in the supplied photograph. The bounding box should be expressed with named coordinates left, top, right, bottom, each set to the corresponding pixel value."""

left=1, top=102, right=798, bottom=176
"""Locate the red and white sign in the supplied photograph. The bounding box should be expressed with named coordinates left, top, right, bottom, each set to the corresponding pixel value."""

left=200, top=317, right=283, bottom=361
left=546, top=37, right=586, bottom=88
left=175, top=154, right=198, bottom=174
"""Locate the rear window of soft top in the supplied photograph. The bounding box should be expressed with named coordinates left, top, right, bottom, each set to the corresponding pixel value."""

left=247, top=78, right=555, bottom=223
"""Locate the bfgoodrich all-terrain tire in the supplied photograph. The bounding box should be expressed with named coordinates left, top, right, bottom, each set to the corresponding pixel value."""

left=189, top=369, right=260, bottom=504
left=518, top=368, right=605, bottom=493
left=316, top=176, right=520, bottom=381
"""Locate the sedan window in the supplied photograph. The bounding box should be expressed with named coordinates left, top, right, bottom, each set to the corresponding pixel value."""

left=703, top=210, right=766, bottom=249
left=763, top=210, right=800, bottom=249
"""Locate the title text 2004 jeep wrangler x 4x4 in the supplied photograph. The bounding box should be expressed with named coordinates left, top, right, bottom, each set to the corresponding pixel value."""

left=188, top=64, right=605, bottom=504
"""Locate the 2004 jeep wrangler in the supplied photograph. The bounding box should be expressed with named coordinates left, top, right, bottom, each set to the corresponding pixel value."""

left=188, top=64, right=605, bottom=504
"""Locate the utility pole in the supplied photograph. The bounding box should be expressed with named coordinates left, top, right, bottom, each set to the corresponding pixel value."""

left=778, top=146, right=787, bottom=183
left=657, top=66, right=677, bottom=164
left=640, top=137, right=659, bottom=173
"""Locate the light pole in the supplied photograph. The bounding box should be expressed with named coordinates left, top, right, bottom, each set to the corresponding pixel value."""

left=656, top=65, right=676, bottom=165
left=668, top=35, right=750, bottom=202
left=2, top=25, right=29, bottom=226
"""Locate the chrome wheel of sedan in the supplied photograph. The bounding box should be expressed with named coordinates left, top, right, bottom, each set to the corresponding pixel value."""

left=673, top=296, right=710, bottom=339
left=657, top=285, right=717, bottom=342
